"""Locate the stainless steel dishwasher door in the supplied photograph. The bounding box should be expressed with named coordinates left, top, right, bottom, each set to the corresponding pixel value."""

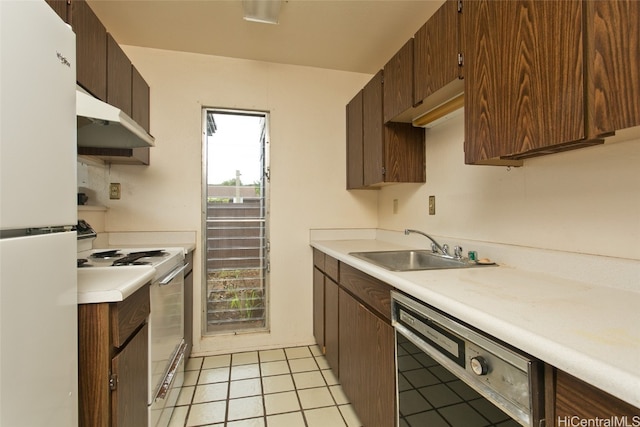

left=392, top=291, right=544, bottom=427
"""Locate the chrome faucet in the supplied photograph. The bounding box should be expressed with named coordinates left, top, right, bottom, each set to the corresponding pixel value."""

left=404, top=229, right=449, bottom=256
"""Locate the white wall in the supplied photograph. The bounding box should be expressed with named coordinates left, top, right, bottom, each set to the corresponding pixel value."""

left=102, top=47, right=377, bottom=355
left=378, top=113, right=640, bottom=261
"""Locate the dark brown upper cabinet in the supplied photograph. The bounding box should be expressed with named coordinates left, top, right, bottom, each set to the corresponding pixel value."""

left=107, top=33, right=132, bottom=117
left=74, top=2, right=153, bottom=165
left=46, top=0, right=69, bottom=23
left=585, top=0, right=640, bottom=138
left=346, top=71, right=425, bottom=189
left=346, top=91, right=365, bottom=190
left=463, top=0, right=639, bottom=165
left=362, top=71, right=385, bottom=186
left=383, top=39, right=414, bottom=123
left=413, top=0, right=463, bottom=118
left=72, top=0, right=107, bottom=101
left=383, top=0, right=463, bottom=125
left=132, top=66, right=151, bottom=133
left=464, top=0, right=590, bottom=165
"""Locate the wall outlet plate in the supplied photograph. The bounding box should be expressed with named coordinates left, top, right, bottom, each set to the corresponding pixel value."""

left=429, top=195, right=436, bottom=215
left=110, top=183, right=121, bottom=200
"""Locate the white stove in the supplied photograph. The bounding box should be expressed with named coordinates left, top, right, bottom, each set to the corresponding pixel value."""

left=77, top=247, right=184, bottom=279
left=78, top=246, right=187, bottom=427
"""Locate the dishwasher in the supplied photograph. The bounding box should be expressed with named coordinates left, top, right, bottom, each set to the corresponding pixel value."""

left=391, top=291, right=545, bottom=427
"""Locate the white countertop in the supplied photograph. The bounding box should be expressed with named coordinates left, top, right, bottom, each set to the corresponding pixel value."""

left=77, top=266, right=155, bottom=304
left=311, top=238, right=640, bottom=409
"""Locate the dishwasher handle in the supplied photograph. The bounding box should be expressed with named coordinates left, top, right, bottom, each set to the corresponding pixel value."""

left=159, top=263, right=188, bottom=286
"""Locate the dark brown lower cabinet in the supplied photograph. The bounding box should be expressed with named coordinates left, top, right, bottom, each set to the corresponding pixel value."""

left=78, top=285, right=150, bottom=427
left=313, top=266, right=340, bottom=375
left=547, top=366, right=640, bottom=425
left=313, top=249, right=396, bottom=427
left=339, top=288, right=395, bottom=427
left=324, top=277, right=340, bottom=375
left=111, top=324, right=148, bottom=426
left=313, top=267, right=325, bottom=349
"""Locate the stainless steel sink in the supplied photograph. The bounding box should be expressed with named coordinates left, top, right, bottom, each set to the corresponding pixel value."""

left=349, top=250, right=478, bottom=271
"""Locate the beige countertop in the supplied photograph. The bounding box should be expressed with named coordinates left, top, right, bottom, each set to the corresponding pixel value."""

left=310, top=237, right=640, bottom=409
left=77, top=266, right=154, bottom=304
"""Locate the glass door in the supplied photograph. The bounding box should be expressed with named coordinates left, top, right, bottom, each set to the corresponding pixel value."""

left=203, top=109, right=269, bottom=334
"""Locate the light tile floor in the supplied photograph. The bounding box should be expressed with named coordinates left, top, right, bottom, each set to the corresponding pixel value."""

left=169, top=345, right=364, bottom=427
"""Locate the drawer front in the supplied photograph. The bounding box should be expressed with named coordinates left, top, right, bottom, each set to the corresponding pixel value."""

left=325, top=255, right=339, bottom=282
left=339, top=263, right=392, bottom=322
left=313, top=248, right=325, bottom=271
left=112, top=284, right=150, bottom=348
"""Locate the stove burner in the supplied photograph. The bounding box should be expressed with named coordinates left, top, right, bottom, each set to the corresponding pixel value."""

left=90, top=249, right=122, bottom=259
left=111, top=250, right=168, bottom=266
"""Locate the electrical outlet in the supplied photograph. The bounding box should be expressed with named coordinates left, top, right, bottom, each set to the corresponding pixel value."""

left=428, top=195, right=436, bottom=215
left=109, top=183, right=121, bottom=200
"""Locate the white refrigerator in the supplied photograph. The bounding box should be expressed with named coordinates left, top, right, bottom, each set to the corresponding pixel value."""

left=0, top=1, right=78, bottom=426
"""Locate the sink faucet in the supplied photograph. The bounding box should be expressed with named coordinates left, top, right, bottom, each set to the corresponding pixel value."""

left=404, top=229, right=449, bottom=256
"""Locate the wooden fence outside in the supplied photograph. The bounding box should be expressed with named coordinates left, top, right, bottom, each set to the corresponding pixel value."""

left=205, top=199, right=267, bottom=333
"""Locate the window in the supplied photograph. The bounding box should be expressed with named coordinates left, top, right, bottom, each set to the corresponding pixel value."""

left=203, top=109, right=269, bottom=334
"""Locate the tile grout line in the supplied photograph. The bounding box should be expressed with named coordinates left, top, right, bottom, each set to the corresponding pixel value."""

left=179, top=346, right=359, bottom=427
left=286, top=346, right=311, bottom=427
left=256, top=348, right=269, bottom=427
left=312, top=348, right=352, bottom=427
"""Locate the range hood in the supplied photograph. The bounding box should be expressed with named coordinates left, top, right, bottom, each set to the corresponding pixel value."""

left=76, top=88, right=154, bottom=148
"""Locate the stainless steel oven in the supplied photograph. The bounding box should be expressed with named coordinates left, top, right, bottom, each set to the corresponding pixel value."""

left=149, top=258, right=188, bottom=427
left=391, top=291, right=545, bottom=427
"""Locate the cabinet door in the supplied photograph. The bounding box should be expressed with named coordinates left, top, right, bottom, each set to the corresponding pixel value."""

left=112, top=323, right=149, bottom=427
left=313, top=267, right=325, bottom=349
left=383, top=39, right=414, bottom=123
left=107, top=33, right=133, bottom=117
left=339, top=289, right=395, bottom=427
left=132, top=66, right=151, bottom=132
left=464, top=0, right=586, bottom=164
left=587, top=0, right=640, bottom=136
left=346, top=91, right=364, bottom=189
left=72, top=0, right=107, bottom=100
left=324, top=278, right=339, bottom=376
left=414, top=0, right=460, bottom=102
left=383, top=123, right=425, bottom=184
left=362, top=71, right=384, bottom=186
left=554, top=369, right=640, bottom=420
left=338, top=289, right=361, bottom=413
left=46, top=0, right=68, bottom=22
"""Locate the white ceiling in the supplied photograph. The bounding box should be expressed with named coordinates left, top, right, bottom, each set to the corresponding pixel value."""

left=86, top=0, right=444, bottom=75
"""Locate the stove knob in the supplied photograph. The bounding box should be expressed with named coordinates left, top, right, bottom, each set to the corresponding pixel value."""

left=470, top=356, right=489, bottom=376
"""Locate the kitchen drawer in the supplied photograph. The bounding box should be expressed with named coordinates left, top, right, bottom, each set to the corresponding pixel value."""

left=325, top=255, right=339, bottom=283
left=339, top=263, right=392, bottom=322
left=313, top=248, right=325, bottom=271
left=111, top=284, right=150, bottom=348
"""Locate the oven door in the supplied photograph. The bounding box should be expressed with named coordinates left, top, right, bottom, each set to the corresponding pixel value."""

left=392, top=292, right=544, bottom=427
left=149, top=263, right=187, bottom=426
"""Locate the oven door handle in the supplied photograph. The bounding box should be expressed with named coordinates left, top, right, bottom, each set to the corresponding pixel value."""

left=159, top=263, right=188, bottom=286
